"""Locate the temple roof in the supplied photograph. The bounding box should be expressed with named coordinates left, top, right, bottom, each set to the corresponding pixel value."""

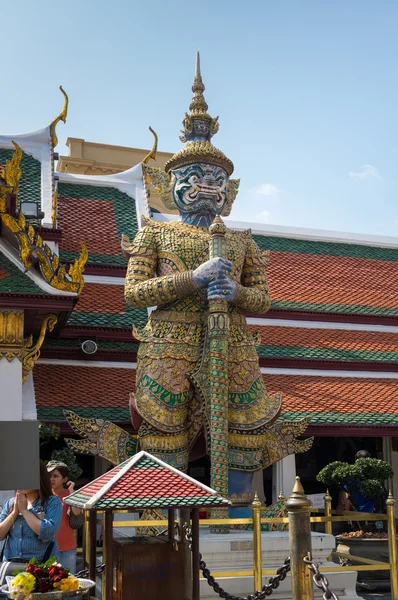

left=64, top=450, right=230, bottom=510
left=33, top=363, right=398, bottom=429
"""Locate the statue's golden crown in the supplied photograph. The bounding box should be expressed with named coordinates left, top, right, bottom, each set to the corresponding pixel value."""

left=164, top=52, right=234, bottom=177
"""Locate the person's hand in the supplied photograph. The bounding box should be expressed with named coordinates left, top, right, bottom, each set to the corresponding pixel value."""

left=207, top=277, right=237, bottom=302
left=16, top=490, right=28, bottom=513
left=11, top=495, right=20, bottom=517
left=66, top=481, right=75, bottom=493
left=192, top=258, right=232, bottom=289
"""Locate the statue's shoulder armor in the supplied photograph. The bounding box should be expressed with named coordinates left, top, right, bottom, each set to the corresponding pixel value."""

left=121, top=218, right=165, bottom=259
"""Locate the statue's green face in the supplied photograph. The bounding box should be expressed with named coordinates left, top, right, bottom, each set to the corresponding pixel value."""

left=172, top=163, right=228, bottom=219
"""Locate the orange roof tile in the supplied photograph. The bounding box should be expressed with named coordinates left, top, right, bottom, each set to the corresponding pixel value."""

left=75, top=283, right=126, bottom=314
left=34, top=364, right=135, bottom=408
left=268, top=251, right=398, bottom=311
left=35, top=364, right=398, bottom=426
left=59, top=197, right=121, bottom=256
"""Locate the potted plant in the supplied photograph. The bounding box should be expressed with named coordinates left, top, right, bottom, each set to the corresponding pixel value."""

left=317, top=457, right=394, bottom=589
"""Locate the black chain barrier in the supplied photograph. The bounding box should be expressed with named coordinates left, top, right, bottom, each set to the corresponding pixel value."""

left=75, top=564, right=106, bottom=579
left=183, top=525, right=290, bottom=600
left=303, top=555, right=339, bottom=600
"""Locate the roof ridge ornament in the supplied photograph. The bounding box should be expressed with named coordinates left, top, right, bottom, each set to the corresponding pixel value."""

left=1, top=141, right=22, bottom=193
left=50, top=86, right=68, bottom=148
left=142, top=127, right=158, bottom=165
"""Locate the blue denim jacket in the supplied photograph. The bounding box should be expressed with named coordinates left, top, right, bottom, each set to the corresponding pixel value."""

left=0, top=496, right=62, bottom=562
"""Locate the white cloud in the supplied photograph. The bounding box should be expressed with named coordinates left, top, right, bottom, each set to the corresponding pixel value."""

left=252, top=183, right=282, bottom=196
left=348, top=164, right=380, bottom=180
left=256, top=209, right=275, bottom=223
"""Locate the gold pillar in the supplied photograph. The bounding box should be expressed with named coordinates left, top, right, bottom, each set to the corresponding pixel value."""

left=324, top=489, right=332, bottom=535
left=0, top=311, right=24, bottom=362
left=386, top=491, right=398, bottom=600
left=286, top=477, right=314, bottom=600
left=251, top=492, right=263, bottom=592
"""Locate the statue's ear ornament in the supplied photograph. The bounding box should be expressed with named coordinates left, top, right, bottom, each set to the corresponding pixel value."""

left=142, top=164, right=176, bottom=210
left=222, top=178, right=240, bottom=216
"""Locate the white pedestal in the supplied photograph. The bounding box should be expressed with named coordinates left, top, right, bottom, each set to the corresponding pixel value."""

left=199, top=529, right=361, bottom=599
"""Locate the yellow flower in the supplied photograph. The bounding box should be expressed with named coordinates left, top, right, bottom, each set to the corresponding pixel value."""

left=53, top=578, right=79, bottom=591
left=11, top=573, right=36, bottom=595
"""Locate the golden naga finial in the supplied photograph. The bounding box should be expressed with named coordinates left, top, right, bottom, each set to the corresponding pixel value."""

left=22, top=314, right=58, bottom=383
left=50, top=86, right=69, bottom=148
left=142, top=127, right=158, bottom=165
left=68, top=243, right=88, bottom=291
left=1, top=141, right=23, bottom=192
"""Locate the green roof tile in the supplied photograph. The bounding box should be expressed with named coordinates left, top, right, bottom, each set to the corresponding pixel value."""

left=253, top=234, right=398, bottom=263
left=257, top=344, right=398, bottom=363
left=271, top=299, right=398, bottom=317
left=0, top=252, right=47, bottom=295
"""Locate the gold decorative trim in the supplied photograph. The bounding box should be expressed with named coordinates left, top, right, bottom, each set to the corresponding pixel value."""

left=142, top=164, right=175, bottom=210
left=22, top=314, right=57, bottom=382
left=0, top=311, right=24, bottom=361
left=1, top=141, right=22, bottom=192
left=164, top=141, right=234, bottom=176
left=51, top=189, right=57, bottom=228
left=0, top=141, right=23, bottom=213
left=229, top=492, right=253, bottom=506
left=50, top=86, right=68, bottom=148
left=1, top=210, right=87, bottom=293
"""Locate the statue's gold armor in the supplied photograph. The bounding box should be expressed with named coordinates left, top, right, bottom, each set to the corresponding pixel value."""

left=124, top=218, right=284, bottom=472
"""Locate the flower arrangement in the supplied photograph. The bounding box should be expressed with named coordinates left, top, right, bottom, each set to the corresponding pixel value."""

left=10, top=558, right=79, bottom=597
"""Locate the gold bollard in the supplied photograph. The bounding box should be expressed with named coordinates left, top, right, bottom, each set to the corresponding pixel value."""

left=251, top=492, right=263, bottom=592
left=324, top=489, right=332, bottom=535
left=286, top=477, right=314, bottom=600
left=386, top=491, right=398, bottom=600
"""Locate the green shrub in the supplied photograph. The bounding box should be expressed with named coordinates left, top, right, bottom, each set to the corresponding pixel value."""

left=49, top=448, right=83, bottom=481
left=317, top=457, right=393, bottom=511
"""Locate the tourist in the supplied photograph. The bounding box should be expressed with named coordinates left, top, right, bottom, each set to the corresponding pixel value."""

left=47, top=461, right=83, bottom=574
left=0, top=461, right=62, bottom=574
left=351, top=450, right=375, bottom=513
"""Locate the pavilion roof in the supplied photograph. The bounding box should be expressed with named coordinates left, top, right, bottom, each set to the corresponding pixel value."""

left=64, top=451, right=230, bottom=510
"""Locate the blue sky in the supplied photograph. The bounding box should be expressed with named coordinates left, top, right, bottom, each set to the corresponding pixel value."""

left=2, top=0, right=397, bottom=236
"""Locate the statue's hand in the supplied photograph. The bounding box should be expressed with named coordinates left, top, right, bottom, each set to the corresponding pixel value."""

left=207, top=276, right=237, bottom=302
left=192, top=258, right=232, bottom=289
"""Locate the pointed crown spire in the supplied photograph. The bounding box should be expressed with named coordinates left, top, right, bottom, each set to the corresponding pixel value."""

left=189, top=52, right=208, bottom=114
left=164, top=52, right=234, bottom=176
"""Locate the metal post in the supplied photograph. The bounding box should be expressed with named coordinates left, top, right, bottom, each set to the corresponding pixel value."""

left=278, top=490, right=286, bottom=502
left=83, top=510, right=90, bottom=569
left=102, top=510, right=113, bottom=600
left=386, top=491, right=398, bottom=600
left=168, top=508, right=175, bottom=544
left=177, top=509, right=192, bottom=600
left=89, top=510, right=97, bottom=581
left=191, top=508, right=200, bottom=600
left=251, top=492, right=263, bottom=592
left=324, top=489, right=332, bottom=535
left=286, top=477, right=314, bottom=600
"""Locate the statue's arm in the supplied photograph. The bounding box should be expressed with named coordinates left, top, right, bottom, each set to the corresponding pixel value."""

left=232, top=237, right=271, bottom=314
left=124, top=227, right=197, bottom=308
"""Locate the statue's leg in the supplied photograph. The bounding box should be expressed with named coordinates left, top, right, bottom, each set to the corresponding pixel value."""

left=134, top=353, right=194, bottom=471
left=138, top=421, right=189, bottom=472
left=228, top=469, right=255, bottom=518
